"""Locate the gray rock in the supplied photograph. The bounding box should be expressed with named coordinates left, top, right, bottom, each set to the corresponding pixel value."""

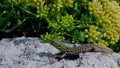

left=113, top=53, right=120, bottom=67
left=78, top=53, right=118, bottom=68
left=0, top=37, right=119, bottom=68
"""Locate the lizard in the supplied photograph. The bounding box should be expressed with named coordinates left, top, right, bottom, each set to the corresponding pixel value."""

left=47, top=39, right=113, bottom=59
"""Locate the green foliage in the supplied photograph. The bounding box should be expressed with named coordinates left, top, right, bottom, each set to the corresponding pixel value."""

left=109, top=40, right=120, bottom=53
left=1, top=0, right=120, bottom=51
left=42, top=0, right=120, bottom=47
left=0, top=0, right=47, bottom=37
left=0, top=0, right=23, bottom=33
left=87, top=0, right=120, bottom=46
left=41, top=0, right=74, bottom=40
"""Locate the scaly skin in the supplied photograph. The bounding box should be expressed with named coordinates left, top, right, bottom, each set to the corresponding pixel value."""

left=48, top=39, right=113, bottom=59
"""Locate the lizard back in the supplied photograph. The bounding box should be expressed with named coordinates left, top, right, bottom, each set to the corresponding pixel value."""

left=47, top=39, right=113, bottom=59
left=64, top=44, right=113, bottom=57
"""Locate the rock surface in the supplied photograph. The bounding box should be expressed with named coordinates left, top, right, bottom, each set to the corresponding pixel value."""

left=0, top=37, right=119, bottom=68
left=79, top=53, right=118, bottom=68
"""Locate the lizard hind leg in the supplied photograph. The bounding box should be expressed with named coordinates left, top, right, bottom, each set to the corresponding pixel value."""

left=51, top=53, right=66, bottom=59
